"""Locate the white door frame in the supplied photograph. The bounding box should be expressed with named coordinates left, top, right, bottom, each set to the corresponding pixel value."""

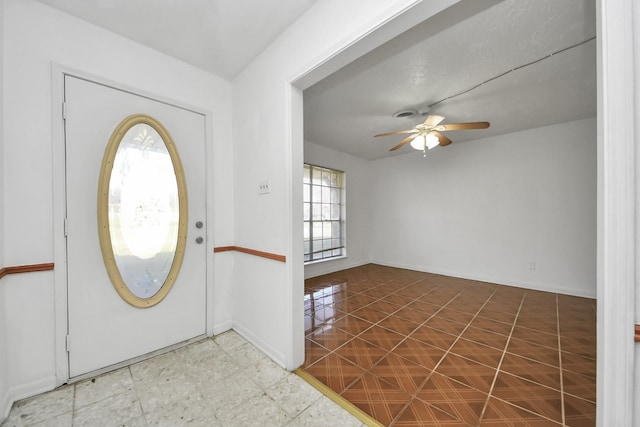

left=287, top=0, right=637, bottom=424
left=596, top=0, right=637, bottom=425
left=51, top=65, right=216, bottom=385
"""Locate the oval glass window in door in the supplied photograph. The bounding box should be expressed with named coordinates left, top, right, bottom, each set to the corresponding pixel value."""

left=98, top=114, right=188, bottom=308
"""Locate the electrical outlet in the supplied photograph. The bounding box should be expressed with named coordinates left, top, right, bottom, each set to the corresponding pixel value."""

left=528, top=261, right=536, bottom=270
left=258, top=180, right=271, bottom=195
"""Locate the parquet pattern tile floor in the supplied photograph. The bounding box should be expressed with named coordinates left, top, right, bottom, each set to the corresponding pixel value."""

left=301, top=264, right=596, bottom=426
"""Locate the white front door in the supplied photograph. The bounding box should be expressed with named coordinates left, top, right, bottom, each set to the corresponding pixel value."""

left=64, top=75, right=207, bottom=378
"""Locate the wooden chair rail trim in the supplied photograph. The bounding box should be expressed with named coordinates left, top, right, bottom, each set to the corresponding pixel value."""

left=0, top=263, right=55, bottom=280
left=213, top=246, right=286, bottom=263
left=635, top=324, right=640, bottom=342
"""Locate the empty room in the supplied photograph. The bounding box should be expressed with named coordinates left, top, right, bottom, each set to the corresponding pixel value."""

left=300, top=1, right=598, bottom=425
left=1, top=0, right=638, bottom=426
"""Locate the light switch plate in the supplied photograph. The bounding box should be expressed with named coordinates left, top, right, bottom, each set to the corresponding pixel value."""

left=259, top=180, right=271, bottom=195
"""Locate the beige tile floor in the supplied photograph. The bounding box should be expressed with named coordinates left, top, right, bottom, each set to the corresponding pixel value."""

left=1, top=330, right=364, bottom=427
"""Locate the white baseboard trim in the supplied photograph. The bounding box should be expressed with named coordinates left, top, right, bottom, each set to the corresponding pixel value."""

left=370, top=260, right=597, bottom=299
left=1, top=387, right=11, bottom=424
left=304, top=259, right=370, bottom=279
left=232, top=322, right=287, bottom=369
left=2, top=375, right=58, bottom=422
left=211, top=320, right=233, bottom=336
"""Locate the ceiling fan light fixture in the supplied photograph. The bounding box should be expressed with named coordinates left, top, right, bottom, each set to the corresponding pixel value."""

left=410, top=134, right=425, bottom=150
left=409, top=133, right=440, bottom=151
left=426, top=133, right=440, bottom=149
left=376, top=114, right=489, bottom=152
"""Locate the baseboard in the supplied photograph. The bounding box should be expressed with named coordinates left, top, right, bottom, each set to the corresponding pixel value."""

left=304, top=259, right=370, bottom=279
left=1, top=386, right=11, bottom=424
left=211, top=320, right=233, bottom=336
left=232, top=322, right=287, bottom=369
left=370, top=260, right=597, bottom=299
left=2, top=375, right=58, bottom=421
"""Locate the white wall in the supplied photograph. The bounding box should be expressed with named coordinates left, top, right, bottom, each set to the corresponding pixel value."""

left=369, top=117, right=597, bottom=297
left=1, top=0, right=233, bottom=409
left=232, top=0, right=462, bottom=369
left=304, top=141, right=371, bottom=279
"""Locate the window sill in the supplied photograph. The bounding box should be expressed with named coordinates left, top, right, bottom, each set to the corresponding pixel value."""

left=304, top=255, right=347, bottom=266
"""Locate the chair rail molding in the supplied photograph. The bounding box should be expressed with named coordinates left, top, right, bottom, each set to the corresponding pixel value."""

left=213, top=246, right=286, bottom=263
left=0, top=263, right=54, bottom=280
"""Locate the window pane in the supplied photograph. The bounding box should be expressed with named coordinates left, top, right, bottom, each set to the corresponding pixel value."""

left=321, top=187, right=330, bottom=202
left=322, top=171, right=330, bottom=186
left=106, top=121, right=181, bottom=303
left=303, top=240, right=310, bottom=254
left=312, top=203, right=322, bottom=221
left=312, top=168, right=322, bottom=185
left=313, top=223, right=322, bottom=238
left=331, top=188, right=340, bottom=204
left=323, top=222, right=332, bottom=238
left=303, top=165, right=310, bottom=183
left=330, top=173, right=338, bottom=187
left=303, top=222, right=310, bottom=240
left=331, top=204, right=340, bottom=220
left=312, top=186, right=321, bottom=202
left=332, top=222, right=341, bottom=237
left=321, top=204, right=331, bottom=221
left=303, top=203, right=310, bottom=221
left=303, top=184, right=310, bottom=202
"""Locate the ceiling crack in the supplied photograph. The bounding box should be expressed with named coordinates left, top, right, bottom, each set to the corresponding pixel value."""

left=428, top=35, right=597, bottom=109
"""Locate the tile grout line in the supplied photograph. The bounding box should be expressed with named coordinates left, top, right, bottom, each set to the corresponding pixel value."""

left=328, top=283, right=452, bottom=396
left=389, top=285, right=499, bottom=426
left=302, top=280, right=443, bottom=395
left=476, top=291, right=526, bottom=426
left=556, top=294, right=565, bottom=426
left=127, top=365, right=147, bottom=426
left=71, top=380, right=77, bottom=426
left=308, top=280, right=451, bottom=360
left=307, top=277, right=444, bottom=334
left=333, top=284, right=467, bottom=426
left=304, top=268, right=594, bottom=426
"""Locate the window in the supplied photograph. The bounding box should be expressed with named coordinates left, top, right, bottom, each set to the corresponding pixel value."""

left=303, top=164, right=345, bottom=262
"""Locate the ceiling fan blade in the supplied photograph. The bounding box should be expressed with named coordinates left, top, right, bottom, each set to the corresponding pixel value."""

left=374, top=129, right=418, bottom=137
left=433, top=131, right=452, bottom=147
left=438, top=121, right=490, bottom=131
left=389, top=134, right=418, bottom=151
left=423, top=114, right=445, bottom=127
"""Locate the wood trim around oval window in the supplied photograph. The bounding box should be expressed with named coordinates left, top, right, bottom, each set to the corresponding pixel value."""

left=97, top=114, right=188, bottom=308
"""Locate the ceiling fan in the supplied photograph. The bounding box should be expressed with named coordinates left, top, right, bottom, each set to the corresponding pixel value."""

left=374, top=115, right=490, bottom=152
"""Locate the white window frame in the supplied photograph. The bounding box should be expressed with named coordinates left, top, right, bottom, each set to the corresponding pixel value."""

left=303, top=164, right=345, bottom=263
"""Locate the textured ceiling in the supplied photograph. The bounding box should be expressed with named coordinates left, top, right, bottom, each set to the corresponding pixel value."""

left=35, top=0, right=596, bottom=161
left=304, top=0, right=597, bottom=160
left=35, top=0, right=318, bottom=80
